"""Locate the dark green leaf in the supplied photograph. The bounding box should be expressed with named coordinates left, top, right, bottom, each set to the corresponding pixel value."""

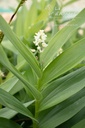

left=0, top=117, right=22, bottom=128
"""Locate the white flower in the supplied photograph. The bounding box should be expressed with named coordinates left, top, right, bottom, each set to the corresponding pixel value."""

left=33, top=30, right=48, bottom=53
left=31, top=49, right=36, bottom=53
left=57, top=48, right=63, bottom=56
left=37, top=46, right=41, bottom=51
left=42, top=42, right=48, bottom=47
left=0, top=70, right=4, bottom=77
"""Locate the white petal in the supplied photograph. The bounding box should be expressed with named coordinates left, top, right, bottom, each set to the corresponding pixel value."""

left=42, top=42, right=48, bottom=47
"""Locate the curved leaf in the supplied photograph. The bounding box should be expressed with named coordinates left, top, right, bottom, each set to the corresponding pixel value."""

left=0, top=15, right=42, bottom=78
left=39, top=67, right=85, bottom=111
left=0, top=88, right=36, bottom=121
left=0, top=117, right=22, bottom=128
left=39, top=89, right=85, bottom=128
left=71, top=119, right=85, bottom=128
left=41, top=38, right=85, bottom=85
left=0, top=76, right=19, bottom=92
left=0, top=45, right=42, bottom=100
left=40, top=9, right=85, bottom=68
left=0, top=101, right=35, bottom=119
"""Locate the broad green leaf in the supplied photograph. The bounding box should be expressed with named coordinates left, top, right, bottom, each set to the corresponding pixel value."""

left=0, top=45, right=42, bottom=100
left=0, top=101, right=35, bottom=119
left=71, top=119, right=85, bottom=128
left=0, top=117, right=22, bottom=128
left=0, top=76, right=19, bottom=92
left=2, top=40, right=18, bottom=54
left=0, top=108, right=17, bottom=119
left=39, top=67, right=85, bottom=111
left=0, top=88, right=36, bottom=121
left=0, top=75, right=23, bottom=95
left=0, top=15, right=42, bottom=78
left=13, top=6, right=28, bottom=37
left=7, top=59, right=28, bottom=79
left=58, top=107, right=85, bottom=128
left=41, top=38, right=85, bottom=85
left=9, top=80, right=24, bottom=95
left=24, top=2, right=38, bottom=30
left=40, top=9, right=85, bottom=68
left=39, top=89, right=85, bottom=128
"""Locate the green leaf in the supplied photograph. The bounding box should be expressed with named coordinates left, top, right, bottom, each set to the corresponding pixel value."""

left=7, top=59, right=27, bottom=79
left=2, top=40, right=18, bottom=54
left=36, top=0, right=56, bottom=23
left=0, top=45, right=42, bottom=100
left=39, top=89, right=85, bottom=128
left=71, top=119, right=85, bottom=128
left=13, top=6, right=28, bottom=37
left=0, top=15, right=42, bottom=78
left=0, top=107, right=17, bottom=119
left=39, top=67, right=85, bottom=111
left=0, top=76, right=19, bottom=92
left=25, top=21, right=44, bottom=38
left=0, top=75, right=24, bottom=95
left=0, top=117, right=22, bottom=128
left=41, top=38, right=85, bottom=85
left=0, top=101, right=35, bottom=119
left=0, top=88, right=36, bottom=121
left=58, top=107, right=85, bottom=128
left=40, top=9, right=85, bottom=68
left=23, top=2, right=38, bottom=29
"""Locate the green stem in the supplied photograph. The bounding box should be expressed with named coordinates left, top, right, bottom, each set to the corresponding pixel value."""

left=33, top=79, right=42, bottom=128
left=33, top=100, right=39, bottom=128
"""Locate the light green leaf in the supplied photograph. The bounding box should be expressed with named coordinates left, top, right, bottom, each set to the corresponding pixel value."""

left=13, top=6, right=28, bottom=37
left=0, top=15, right=42, bottom=78
left=0, top=76, right=19, bottom=92
left=39, top=89, right=85, bottom=128
left=40, top=9, right=85, bottom=68
left=0, top=117, right=22, bottom=128
left=7, top=59, right=27, bottom=79
left=36, top=0, right=56, bottom=23
left=0, top=75, right=24, bottom=95
left=0, top=88, right=36, bottom=121
left=25, top=21, right=44, bottom=38
left=0, top=45, right=42, bottom=100
left=39, top=67, right=85, bottom=111
left=23, top=2, right=38, bottom=29
left=41, top=38, right=85, bottom=85
left=2, top=40, right=18, bottom=54
left=0, top=108, right=17, bottom=119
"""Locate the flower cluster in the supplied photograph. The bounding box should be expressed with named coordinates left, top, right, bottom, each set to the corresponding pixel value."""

left=33, top=30, right=48, bottom=53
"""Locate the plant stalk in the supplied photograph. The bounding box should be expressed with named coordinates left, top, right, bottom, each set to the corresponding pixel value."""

left=33, top=100, right=39, bottom=128
left=33, top=79, right=41, bottom=128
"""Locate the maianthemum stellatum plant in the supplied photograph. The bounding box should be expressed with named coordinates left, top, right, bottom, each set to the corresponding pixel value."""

left=0, top=0, right=85, bottom=128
